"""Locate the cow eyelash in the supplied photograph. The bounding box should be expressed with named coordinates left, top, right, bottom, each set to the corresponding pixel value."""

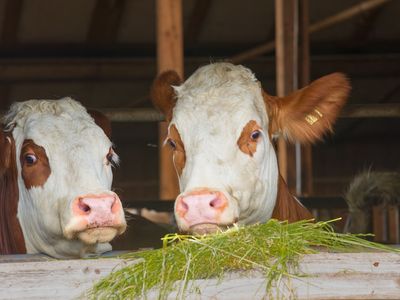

left=166, top=138, right=177, bottom=150
left=106, top=148, right=119, bottom=168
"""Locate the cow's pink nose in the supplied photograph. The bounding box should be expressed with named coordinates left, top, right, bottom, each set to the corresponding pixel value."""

left=175, top=190, right=228, bottom=226
left=73, top=193, right=122, bottom=227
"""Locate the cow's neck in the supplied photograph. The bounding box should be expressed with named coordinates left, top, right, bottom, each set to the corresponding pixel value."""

left=271, top=175, right=313, bottom=222
left=0, top=136, right=26, bottom=255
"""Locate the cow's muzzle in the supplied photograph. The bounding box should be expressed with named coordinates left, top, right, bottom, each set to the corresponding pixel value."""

left=64, top=192, right=126, bottom=244
left=175, top=188, right=236, bottom=234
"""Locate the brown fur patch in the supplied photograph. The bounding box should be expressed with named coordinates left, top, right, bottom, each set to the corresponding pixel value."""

left=0, top=129, right=26, bottom=254
left=150, top=70, right=182, bottom=122
left=237, top=120, right=262, bottom=157
left=20, top=139, right=51, bottom=189
left=263, top=73, right=350, bottom=144
left=271, top=175, right=313, bottom=222
left=88, top=110, right=112, bottom=138
left=168, top=124, right=186, bottom=176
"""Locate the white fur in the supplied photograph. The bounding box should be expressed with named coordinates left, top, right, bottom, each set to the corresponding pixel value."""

left=4, top=98, right=121, bottom=258
left=171, top=63, right=279, bottom=229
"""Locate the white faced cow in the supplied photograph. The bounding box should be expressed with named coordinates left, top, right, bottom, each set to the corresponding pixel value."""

left=151, top=63, right=350, bottom=234
left=0, top=98, right=126, bottom=258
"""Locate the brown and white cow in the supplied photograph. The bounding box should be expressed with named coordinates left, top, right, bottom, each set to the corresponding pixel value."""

left=151, top=63, right=350, bottom=234
left=0, top=98, right=126, bottom=258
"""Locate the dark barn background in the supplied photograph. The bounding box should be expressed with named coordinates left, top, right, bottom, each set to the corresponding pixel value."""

left=0, top=0, right=399, bottom=240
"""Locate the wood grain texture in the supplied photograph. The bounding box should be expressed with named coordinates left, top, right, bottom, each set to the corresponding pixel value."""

left=1, top=252, right=400, bottom=299
left=156, top=0, right=183, bottom=200
left=0, top=257, right=137, bottom=300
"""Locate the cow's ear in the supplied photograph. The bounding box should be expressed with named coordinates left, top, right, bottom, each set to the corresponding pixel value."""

left=0, top=128, right=13, bottom=173
left=150, top=70, right=182, bottom=122
left=271, top=176, right=313, bottom=222
left=88, top=110, right=112, bottom=139
left=263, top=73, right=350, bottom=143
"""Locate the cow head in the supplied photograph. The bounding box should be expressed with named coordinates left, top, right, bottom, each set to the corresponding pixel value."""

left=151, top=63, right=350, bottom=234
left=0, top=98, right=126, bottom=258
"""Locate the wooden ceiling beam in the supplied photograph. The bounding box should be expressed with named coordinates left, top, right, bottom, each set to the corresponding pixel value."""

left=230, top=0, right=393, bottom=63
left=87, top=0, right=126, bottom=44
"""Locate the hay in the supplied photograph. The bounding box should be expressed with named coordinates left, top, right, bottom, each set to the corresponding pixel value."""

left=89, top=219, right=399, bottom=299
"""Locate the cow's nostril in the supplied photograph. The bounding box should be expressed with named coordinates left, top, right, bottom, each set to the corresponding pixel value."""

left=78, top=201, right=91, bottom=213
left=176, top=197, right=189, bottom=214
left=209, top=196, right=225, bottom=209
left=181, top=200, right=189, bottom=211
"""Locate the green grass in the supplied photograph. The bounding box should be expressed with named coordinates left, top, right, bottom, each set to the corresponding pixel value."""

left=89, top=219, right=399, bottom=299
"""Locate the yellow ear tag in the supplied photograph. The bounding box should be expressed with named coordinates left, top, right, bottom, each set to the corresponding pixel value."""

left=305, top=109, right=323, bottom=125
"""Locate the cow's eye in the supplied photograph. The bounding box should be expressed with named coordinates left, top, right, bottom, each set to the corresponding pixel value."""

left=250, top=130, right=261, bottom=141
left=167, top=138, right=177, bottom=150
left=24, top=153, right=37, bottom=165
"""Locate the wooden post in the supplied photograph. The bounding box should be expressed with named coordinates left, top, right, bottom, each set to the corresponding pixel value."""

left=156, top=0, right=183, bottom=200
left=299, top=0, right=313, bottom=196
left=275, top=0, right=298, bottom=192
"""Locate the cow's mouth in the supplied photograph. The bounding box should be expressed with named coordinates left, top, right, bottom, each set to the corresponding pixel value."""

left=77, top=227, right=120, bottom=245
left=188, top=223, right=232, bottom=235
left=64, top=220, right=127, bottom=245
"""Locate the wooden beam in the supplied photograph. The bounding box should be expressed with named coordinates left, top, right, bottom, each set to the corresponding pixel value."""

left=2, top=253, right=400, bottom=299
left=275, top=0, right=298, bottom=191
left=2, top=104, right=400, bottom=123
left=388, top=205, right=399, bottom=244
left=87, top=0, right=126, bottom=44
left=341, top=104, right=400, bottom=118
left=0, top=257, right=133, bottom=299
left=299, top=0, right=313, bottom=196
left=1, top=0, right=23, bottom=45
left=0, top=54, right=398, bottom=82
left=156, top=0, right=183, bottom=200
left=185, top=0, right=212, bottom=46
left=231, top=0, right=393, bottom=63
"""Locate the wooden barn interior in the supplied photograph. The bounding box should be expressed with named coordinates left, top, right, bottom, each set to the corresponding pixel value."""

left=0, top=0, right=399, bottom=246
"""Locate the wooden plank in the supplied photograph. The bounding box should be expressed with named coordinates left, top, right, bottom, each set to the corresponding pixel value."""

left=147, top=252, right=400, bottom=299
left=0, top=254, right=51, bottom=263
left=1, top=253, right=400, bottom=299
left=388, top=205, right=399, bottom=244
left=0, top=258, right=137, bottom=300
left=275, top=0, right=298, bottom=192
left=156, top=0, right=183, bottom=200
left=87, top=0, right=126, bottom=44
left=373, top=204, right=387, bottom=242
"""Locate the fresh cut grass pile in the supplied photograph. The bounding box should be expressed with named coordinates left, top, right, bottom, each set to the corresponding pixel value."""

left=89, top=218, right=399, bottom=299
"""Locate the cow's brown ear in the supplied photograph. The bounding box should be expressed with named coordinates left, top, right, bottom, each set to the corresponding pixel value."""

left=271, top=176, right=313, bottom=222
left=0, top=128, right=13, bottom=173
left=88, top=110, right=112, bottom=139
left=0, top=128, right=27, bottom=254
left=263, top=73, right=350, bottom=143
left=150, top=70, right=182, bottom=122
